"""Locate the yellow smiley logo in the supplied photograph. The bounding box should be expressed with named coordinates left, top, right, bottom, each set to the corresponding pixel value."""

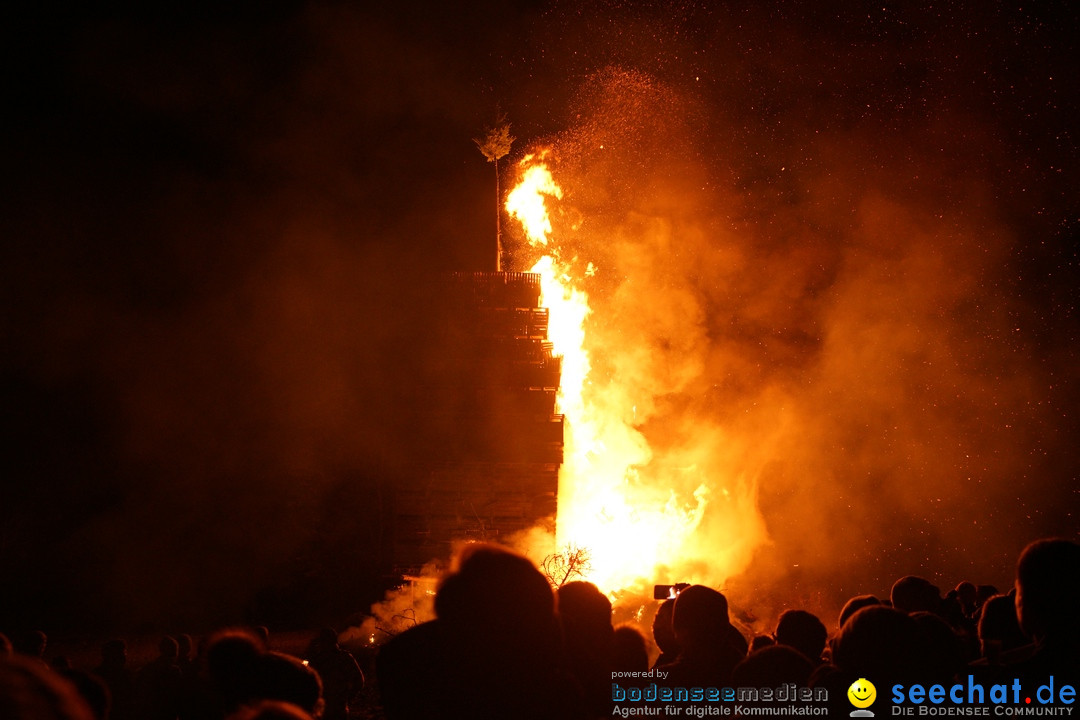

left=848, top=678, right=877, bottom=709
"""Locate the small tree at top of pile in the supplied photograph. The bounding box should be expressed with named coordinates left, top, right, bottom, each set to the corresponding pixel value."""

left=474, top=112, right=514, bottom=271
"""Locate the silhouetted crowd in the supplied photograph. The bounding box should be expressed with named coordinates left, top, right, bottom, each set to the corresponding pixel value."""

left=2, top=538, right=1076, bottom=719
left=0, top=626, right=363, bottom=720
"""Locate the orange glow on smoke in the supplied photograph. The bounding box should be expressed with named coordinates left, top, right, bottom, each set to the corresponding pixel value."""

left=507, top=152, right=727, bottom=595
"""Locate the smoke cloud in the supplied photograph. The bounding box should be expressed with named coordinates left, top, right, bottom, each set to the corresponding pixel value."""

left=504, top=0, right=1077, bottom=621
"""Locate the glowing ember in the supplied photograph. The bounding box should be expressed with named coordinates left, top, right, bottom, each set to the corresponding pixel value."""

left=507, top=152, right=715, bottom=594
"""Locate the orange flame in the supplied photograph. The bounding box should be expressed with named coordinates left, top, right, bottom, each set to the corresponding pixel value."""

left=507, top=151, right=716, bottom=594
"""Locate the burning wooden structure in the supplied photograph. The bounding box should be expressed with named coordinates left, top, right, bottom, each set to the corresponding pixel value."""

left=390, top=271, right=562, bottom=574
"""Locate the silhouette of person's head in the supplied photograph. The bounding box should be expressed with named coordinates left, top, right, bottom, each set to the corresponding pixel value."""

left=910, top=611, right=965, bottom=684
left=555, top=578, right=615, bottom=708
left=253, top=652, right=323, bottom=718
left=435, top=543, right=555, bottom=640
left=652, top=598, right=680, bottom=659
left=750, top=635, right=775, bottom=652
left=612, top=625, right=649, bottom=672
left=975, top=585, right=999, bottom=609
left=954, top=582, right=978, bottom=615
left=733, top=645, right=814, bottom=686
left=659, top=585, right=746, bottom=688
left=672, top=585, right=731, bottom=649
left=832, top=605, right=920, bottom=683
left=206, top=629, right=265, bottom=713
left=838, top=595, right=881, bottom=629
left=891, top=576, right=941, bottom=615
left=978, top=594, right=1027, bottom=657
left=1014, top=537, right=1080, bottom=644
left=775, top=610, right=827, bottom=664
left=557, top=581, right=612, bottom=641
left=424, top=544, right=569, bottom=718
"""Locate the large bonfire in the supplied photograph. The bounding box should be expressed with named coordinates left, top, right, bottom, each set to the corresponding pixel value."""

left=506, top=150, right=762, bottom=598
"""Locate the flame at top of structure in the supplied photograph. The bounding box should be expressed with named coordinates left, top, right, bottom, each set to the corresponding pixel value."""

left=506, top=153, right=563, bottom=248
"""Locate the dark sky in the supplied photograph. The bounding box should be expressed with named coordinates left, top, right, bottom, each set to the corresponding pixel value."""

left=2, top=1, right=1077, bottom=631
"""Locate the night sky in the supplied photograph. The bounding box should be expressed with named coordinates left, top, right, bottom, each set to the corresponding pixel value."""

left=3, top=1, right=1077, bottom=633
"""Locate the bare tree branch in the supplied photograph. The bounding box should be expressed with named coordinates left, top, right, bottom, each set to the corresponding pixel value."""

left=540, top=544, right=592, bottom=589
